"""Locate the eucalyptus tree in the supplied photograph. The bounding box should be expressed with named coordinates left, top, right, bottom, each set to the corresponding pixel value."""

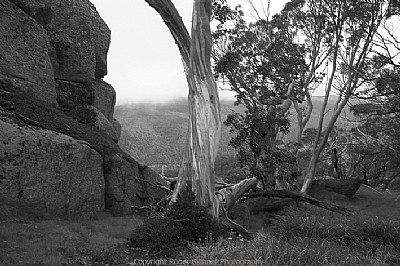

left=301, top=0, right=399, bottom=193
left=214, top=15, right=295, bottom=188
left=212, top=0, right=400, bottom=195
left=212, top=0, right=331, bottom=188
left=144, top=0, right=257, bottom=227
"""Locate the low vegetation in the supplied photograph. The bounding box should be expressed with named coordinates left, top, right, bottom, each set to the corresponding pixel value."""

left=127, top=188, right=227, bottom=257
left=188, top=188, right=400, bottom=266
left=0, top=207, right=143, bottom=266
left=3, top=186, right=398, bottom=266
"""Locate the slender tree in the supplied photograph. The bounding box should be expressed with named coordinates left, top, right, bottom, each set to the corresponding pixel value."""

left=301, top=0, right=397, bottom=193
left=212, top=0, right=399, bottom=195
left=212, top=0, right=329, bottom=189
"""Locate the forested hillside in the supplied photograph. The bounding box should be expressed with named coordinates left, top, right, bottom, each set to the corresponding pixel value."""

left=115, top=96, right=357, bottom=169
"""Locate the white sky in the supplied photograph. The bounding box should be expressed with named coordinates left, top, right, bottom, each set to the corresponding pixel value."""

left=90, top=0, right=287, bottom=104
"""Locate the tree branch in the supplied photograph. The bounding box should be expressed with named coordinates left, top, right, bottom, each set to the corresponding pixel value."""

left=245, top=190, right=353, bottom=215
left=145, top=0, right=191, bottom=67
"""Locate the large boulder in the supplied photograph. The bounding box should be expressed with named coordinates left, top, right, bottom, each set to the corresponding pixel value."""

left=308, top=177, right=363, bottom=199
left=0, top=0, right=56, bottom=105
left=0, top=0, right=167, bottom=219
left=9, top=0, right=111, bottom=82
left=104, top=154, right=168, bottom=215
left=0, top=118, right=105, bottom=216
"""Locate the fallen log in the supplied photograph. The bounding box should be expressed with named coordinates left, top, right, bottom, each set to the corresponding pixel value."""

left=361, top=184, right=383, bottom=195
left=244, top=189, right=353, bottom=215
left=231, top=198, right=296, bottom=220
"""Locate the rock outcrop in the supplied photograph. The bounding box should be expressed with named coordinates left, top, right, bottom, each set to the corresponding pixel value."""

left=0, top=118, right=105, bottom=216
left=9, top=0, right=110, bottom=81
left=104, top=154, right=168, bottom=215
left=0, top=0, right=56, bottom=105
left=0, top=0, right=167, bottom=217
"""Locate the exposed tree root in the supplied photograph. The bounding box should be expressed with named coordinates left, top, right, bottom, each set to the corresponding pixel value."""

left=150, top=177, right=353, bottom=237
left=220, top=204, right=254, bottom=239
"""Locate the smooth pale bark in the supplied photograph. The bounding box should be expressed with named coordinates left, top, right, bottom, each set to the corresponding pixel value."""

left=172, top=0, right=222, bottom=218
left=145, top=0, right=228, bottom=219
left=301, top=2, right=382, bottom=193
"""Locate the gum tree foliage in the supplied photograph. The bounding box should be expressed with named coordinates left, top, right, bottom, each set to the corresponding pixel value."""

left=331, top=0, right=400, bottom=187
left=213, top=0, right=400, bottom=194
left=347, top=121, right=400, bottom=187
left=349, top=38, right=400, bottom=187
left=214, top=2, right=305, bottom=189
left=299, top=0, right=400, bottom=193
left=212, top=0, right=331, bottom=188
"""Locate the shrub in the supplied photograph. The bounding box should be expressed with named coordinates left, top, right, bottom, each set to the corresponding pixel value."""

left=128, top=187, right=228, bottom=256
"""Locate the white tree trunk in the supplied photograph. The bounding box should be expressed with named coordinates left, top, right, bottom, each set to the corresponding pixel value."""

left=145, top=0, right=224, bottom=218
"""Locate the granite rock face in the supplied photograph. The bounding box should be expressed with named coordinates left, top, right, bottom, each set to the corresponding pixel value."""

left=9, top=0, right=111, bottom=82
left=87, top=105, right=119, bottom=143
left=0, top=0, right=167, bottom=218
left=56, top=79, right=116, bottom=122
left=91, top=79, right=116, bottom=122
left=1, top=0, right=114, bottom=119
left=0, top=0, right=56, bottom=105
left=0, top=118, right=105, bottom=216
left=104, top=154, right=168, bottom=215
left=112, top=118, right=122, bottom=142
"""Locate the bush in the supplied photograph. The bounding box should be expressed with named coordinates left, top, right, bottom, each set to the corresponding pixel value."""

left=128, top=187, right=228, bottom=256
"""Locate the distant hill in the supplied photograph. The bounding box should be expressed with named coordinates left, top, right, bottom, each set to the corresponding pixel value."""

left=114, top=96, right=358, bottom=169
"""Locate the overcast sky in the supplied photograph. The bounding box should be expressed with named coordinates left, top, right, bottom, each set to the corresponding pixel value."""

left=90, top=0, right=287, bottom=104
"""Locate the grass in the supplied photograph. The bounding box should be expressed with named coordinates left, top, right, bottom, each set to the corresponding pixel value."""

left=1, top=185, right=398, bottom=266
left=0, top=188, right=398, bottom=265
left=187, top=187, right=400, bottom=266
left=0, top=212, right=143, bottom=266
